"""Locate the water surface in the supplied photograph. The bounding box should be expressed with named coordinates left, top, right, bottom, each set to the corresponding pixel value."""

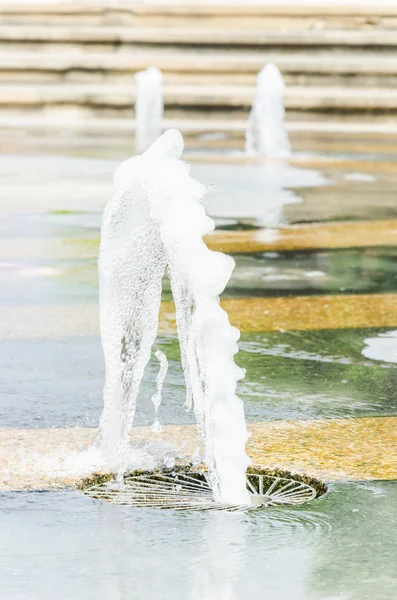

left=0, top=481, right=396, bottom=600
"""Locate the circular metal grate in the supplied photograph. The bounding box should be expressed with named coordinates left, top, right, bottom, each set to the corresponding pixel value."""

left=83, top=469, right=320, bottom=511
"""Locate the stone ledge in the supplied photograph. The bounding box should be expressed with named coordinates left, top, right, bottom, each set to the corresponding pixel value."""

left=2, top=83, right=397, bottom=111
left=206, top=219, right=397, bottom=253
left=2, top=1, right=397, bottom=18
left=1, top=294, right=397, bottom=340
left=1, top=25, right=397, bottom=46
left=1, top=416, right=396, bottom=491
left=2, top=51, right=397, bottom=75
left=1, top=116, right=397, bottom=137
left=1, top=218, right=396, bottom=258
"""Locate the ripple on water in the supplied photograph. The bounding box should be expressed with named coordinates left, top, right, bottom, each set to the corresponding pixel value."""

left=246, top=504, right=332, bottom=550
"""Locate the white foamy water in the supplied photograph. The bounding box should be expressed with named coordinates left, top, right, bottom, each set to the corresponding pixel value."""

left=97, top=129, right=250, bottom=504
left=194, top=161, right=328, bottom=227
left=362, top=331, right=397, bottom=364
left=344, top=172, right=376, bottom=183
left=151, top=349, right=168, bottom=433
left=135, top=67, right=163, bottom=154
left=246, top=63, right=291, bottom=158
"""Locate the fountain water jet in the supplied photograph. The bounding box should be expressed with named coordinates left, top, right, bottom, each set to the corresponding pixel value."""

left=246, top=63, right=291, bottom=158
left=150, top=349, right=168, bottom=433
left=134, top=66, right=163, bottom=154
left=97, top=129, right=250, bottom=504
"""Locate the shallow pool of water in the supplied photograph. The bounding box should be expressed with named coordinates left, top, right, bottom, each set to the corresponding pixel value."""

left=1, top=149, right=396, bottom=598
left=1, top=480, right=396, bottom=600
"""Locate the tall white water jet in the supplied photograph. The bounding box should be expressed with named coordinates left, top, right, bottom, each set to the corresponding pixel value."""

left=97, top=129, right=250, bottom=504
left=246, top=63, right=291, bottom=158
left=134, top=66, right=163, bottom=154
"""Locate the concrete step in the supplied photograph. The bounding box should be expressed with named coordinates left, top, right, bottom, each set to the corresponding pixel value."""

left=0, top=114, right=395, bottom=129
left=4, top=50, right=397, bottom=73
left=0, top=25, right=397, bottom=47
left=1, top=114, right=396, bottom=137
left=1, top=1, right=397, bottom=28
left=1, top=51, right=397, bottom=88
left=2, top=83, right=397, bottom=114
left=2, top=2, right=396, bottom=139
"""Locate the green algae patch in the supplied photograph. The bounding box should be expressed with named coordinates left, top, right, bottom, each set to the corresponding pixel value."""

left=77, top=472, right=114, bottom=490
left=246, top=465, right=328, bottom=498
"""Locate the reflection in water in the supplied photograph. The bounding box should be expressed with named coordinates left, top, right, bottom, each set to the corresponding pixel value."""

left=362, top=330, right=397, bottom=364
left=95, top=504, right=330, bottom=600
left=193, top=162, right=327, bottom=227
left=187, top=513, right=247, bottom=600
left=228, top=248, right=397, bottom=299
left=309, top=482, right=397, bottom=600
left=237, top=328, right=397, bottom=422
left=344, top=172, right=376, bottom=183
left=17, top=484, right=397, bottom=600
left=2, top=482, right=396, bottom=599
left=2, top=324, right=396, bottom=430
left=0, top=263, right=59, bottom=278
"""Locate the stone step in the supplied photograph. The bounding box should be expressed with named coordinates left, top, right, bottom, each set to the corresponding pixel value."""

left=2, top=4, right=396, bottom=131
left=1, top=1, right=397, bottom=28
left=2, top=50, right=397, bottom=87
left=1, top=50, right=397, bottom=84
left=1, top=115, right=397, bottom=136
left=0, top=294, right=396, bottom=338
left=0, top=25, right=397, bottom=47
left=3, top=114, right=397, bottom=158
left=1, top=82, right=397, bottom=113
left=1, top=415, right=397, bottom=490
left=3, top=50, right=397, bottom=74
left=1, top=115, right=397, bottom=157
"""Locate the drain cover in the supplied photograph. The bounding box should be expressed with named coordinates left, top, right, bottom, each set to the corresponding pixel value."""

left=83, top=470, right=320, bottom=511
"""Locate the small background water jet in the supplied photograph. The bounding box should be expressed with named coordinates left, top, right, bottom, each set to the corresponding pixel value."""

left=246, top=63, right=291, bottom=158
left=134, top=66, right=163, bottom=154
left=97, top=129, right=250, bottom=504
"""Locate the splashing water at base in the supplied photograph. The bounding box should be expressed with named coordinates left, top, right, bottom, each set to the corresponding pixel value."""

left=134, top=66, right=163, bottom=154
left=96, top=129, right=250, bottom=504
left=246, top=63, right=291, bottom=158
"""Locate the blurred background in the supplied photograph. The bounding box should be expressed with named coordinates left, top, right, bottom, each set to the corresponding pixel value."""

left=1, top=0, right=397, bottom=158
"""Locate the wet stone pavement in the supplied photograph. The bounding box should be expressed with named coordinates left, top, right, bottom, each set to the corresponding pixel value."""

left=0, top=146, right=397, bottom=599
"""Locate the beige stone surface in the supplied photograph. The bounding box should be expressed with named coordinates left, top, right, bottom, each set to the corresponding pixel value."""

left=1, top=25, right=397, bottom=46
left=248, top=416, right=397, bottom=482
left=2, top=1, right=397, bottom=18
left=206, top=220, right=397, bottom=253
left=2, top=51, right=397, bottom=75
left=2, top=83, right=397, bottom=111
left=1, top=294, right=397, bottom=340
left=2, top=219, right=396, bottom=261
left=219, top=294, right=397, bottom=333
left=3, top=2, right=397, bottom=17
left=3, top=117, right=397, bottom=136
left=1, top=416, right=396, bottom=491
